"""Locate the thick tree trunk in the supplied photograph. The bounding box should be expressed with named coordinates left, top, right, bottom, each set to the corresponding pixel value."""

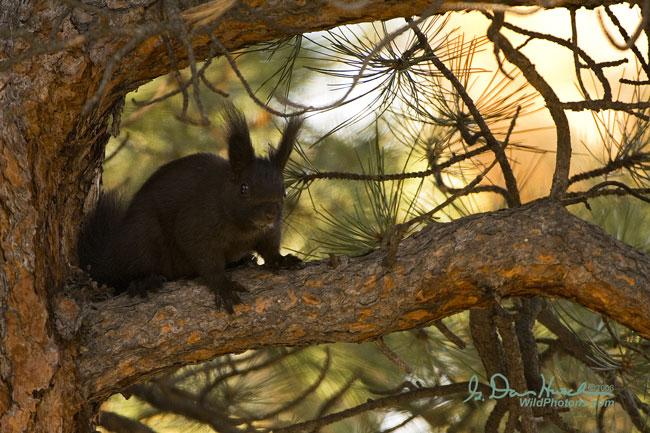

left=0, top=1, right=107, bottom=430
left=0, top=1, right=644, bottom=432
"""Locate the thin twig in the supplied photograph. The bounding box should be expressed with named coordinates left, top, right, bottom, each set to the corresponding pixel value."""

left=376, top=338, right=413, bottom=374
left=268, top=382, right=479, bottom=433
left=292, top=144, right=492, bottom=184
left=569, top=153, right=650, bottom=184
left=562, top=181, right=650, bottom=205
left=433, top=320, right=466, bottom=349
left=486, top=11, right=571, bottom=200
left=570, top=8, right=591, bottom=100
left=400, top=157, right=500, bottom=230
left=275, top=2, right=444, bottom=114
left=599, top=2, right=650, bottom=61
left=408, top=17, right=521, bottom=207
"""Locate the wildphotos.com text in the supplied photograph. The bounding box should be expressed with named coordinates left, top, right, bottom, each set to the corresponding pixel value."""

left=464, top=373, right=615, bottom=408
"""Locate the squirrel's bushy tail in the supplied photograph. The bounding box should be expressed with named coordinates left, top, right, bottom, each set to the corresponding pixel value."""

left=77, top=191, right=125, bottom=285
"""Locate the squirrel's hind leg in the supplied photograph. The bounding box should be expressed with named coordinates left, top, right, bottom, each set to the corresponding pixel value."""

left=126, top=274, right=167, bottom=298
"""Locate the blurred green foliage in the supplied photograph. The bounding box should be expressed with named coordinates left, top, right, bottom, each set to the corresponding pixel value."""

left=99, top=16, right=650, bottom=433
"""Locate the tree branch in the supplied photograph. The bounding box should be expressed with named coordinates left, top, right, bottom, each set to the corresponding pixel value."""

left=97, top=411, right=157, bottom=433
left=70, top=202, right=650, bottom=401
left=485, top=11, right=572, bottom=200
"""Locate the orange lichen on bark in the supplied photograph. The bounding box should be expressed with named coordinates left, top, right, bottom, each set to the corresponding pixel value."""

left=302, top=293, right=321, bottom=305
left=255, top=297, right=273, bottom=313
left=152, top=308, right=175, bottom=322
left=1, top=147, right=27, bottom=187
left=55, top=298, right=80, bottom=321
left=536, top=254, right=559, bottom=264
left=361, top=274, right=379, bottom=292
left=403, top=309, right=432, bottom=322
left=284, top=289, right=298, bottom=309
left=186, top=330, right=203, bottom=344
left=304, top=279, right=324, bottom=289
left=414, top=288, right=438, bottom=302
left=501, top=266, right=524, bottom=279
left=0, top=384, right=9, bottom=420
left=116, top=360, right=136, bottom=377
left=357, top=308, right=374, bottom=321
left=233, top=302, right=253, bottom=314
left=285, top=324, right=306, bottom=338
left=382, top=274, right=395, bottom=291
left=348, top=322, right=378, bottom=333
left=619, top=274, right=637, bottom=286
left=182, top=348, right=216, bottom=362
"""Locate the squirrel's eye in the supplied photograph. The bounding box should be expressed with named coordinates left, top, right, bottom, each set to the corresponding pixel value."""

left=283, top=189, right=287, bottom=198
left=240, top=183, right=249, bottom=195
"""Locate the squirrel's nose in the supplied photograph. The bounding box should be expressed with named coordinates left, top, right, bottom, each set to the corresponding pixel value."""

left=264, top=204, right=279, bottom=220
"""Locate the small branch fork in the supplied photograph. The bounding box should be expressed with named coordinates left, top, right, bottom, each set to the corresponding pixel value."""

left=486, top=11, right=573, bottom=200
left=286, top=6, right=649, bottom=210
left=407, top=17, right=522, bottom=207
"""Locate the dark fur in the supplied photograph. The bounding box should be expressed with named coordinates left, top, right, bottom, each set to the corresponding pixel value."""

left=78, top=107, right=303, bottom=312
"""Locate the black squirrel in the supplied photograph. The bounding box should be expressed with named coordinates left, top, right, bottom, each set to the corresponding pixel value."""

left=77, top=107, right=303, bottom=312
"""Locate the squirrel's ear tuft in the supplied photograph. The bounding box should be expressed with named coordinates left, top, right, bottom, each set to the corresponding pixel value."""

left=271, top=116, right=303, bottom=169
left=223, top=105, right=255, bottom=174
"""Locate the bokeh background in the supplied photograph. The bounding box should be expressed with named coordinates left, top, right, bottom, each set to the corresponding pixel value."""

left=99, top=6, right=650, bottom=432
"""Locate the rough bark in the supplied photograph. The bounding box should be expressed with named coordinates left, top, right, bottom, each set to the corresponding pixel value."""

left=73, top=201, right=650, bottom=403
left=0, top=1, right=646, bottom=433
left=0, top=1, right=104, bottom=430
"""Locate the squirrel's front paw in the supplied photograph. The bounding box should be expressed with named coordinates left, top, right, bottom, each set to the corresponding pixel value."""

left=213, top=280, right=248, bottom=313
left=279, top=254, right=304, bottom=269
left=265, top=254, right=304, bottom=273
